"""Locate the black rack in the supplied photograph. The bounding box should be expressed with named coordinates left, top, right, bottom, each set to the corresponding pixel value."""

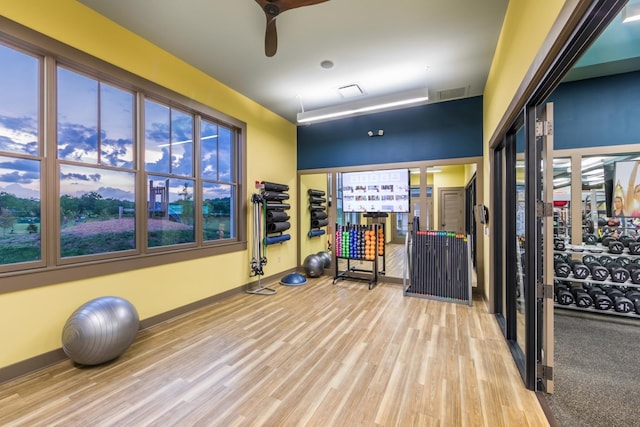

left=403, top=227, right=472, bottom=305
left=261, top=181, right=291, bottom=246
left=333, top=224, right=381, bottom=290
left=308, top=188, right=327, bottom=238
left=553, top=245, right=640, bottom=319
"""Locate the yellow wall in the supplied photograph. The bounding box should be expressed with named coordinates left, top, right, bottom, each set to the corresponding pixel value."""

left=481, top=0, right=571, bottom=302
left=432, top=165, right=468, bottom=228
left=0, top=1, right=297, bottom=368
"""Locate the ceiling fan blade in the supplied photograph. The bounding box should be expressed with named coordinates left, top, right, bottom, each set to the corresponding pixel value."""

left=265, top=17, right=278, bottom=57
left=255, top=0, right=331, bottom=56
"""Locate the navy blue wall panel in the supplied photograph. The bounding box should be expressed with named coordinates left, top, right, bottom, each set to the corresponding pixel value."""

left=297, top=96, right=483, bottom=170
left=549, top=70, right=640, bottom=150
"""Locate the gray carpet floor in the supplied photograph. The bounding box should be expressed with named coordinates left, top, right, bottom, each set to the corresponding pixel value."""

left=545, top=311, right=640, bottom=427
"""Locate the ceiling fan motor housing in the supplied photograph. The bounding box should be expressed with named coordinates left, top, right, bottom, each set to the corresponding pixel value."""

left=265, top=4, right=279, bottom=16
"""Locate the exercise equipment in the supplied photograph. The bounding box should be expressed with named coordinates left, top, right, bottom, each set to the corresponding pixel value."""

left=62, top=296, right=139, bottom=365
left=613, top=295, right=634, bottom=313
left=308, top=188, right=328, bottom=237
left=316, top=251, right=331, bottom=268
left=568, top=259, right=590, bottom=280
left=247, top=192, right=276, bottom=295
left=586, top=262, right=609, bottom=282
left=570, top=287, right=594, bottom=308
left=593, top=293, right=614, bottom=310
left=308, top=229, right=326, bottom=237
left=265, top=234, right=291, bottom=245
left=279, top=272, right=308, bottom=286
left=404, top=225, right=472, bottom=305
left=555, top=285, right=574, bottom=305
left=303, top=254, right=324, bottom=277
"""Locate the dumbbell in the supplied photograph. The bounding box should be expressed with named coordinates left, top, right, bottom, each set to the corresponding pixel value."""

left=625, top=262, right=640, bottom=284
left=570, top=287, right=594, bottom=308
left=613, top=295, right=634, bottom=313
left=617, top=256, right=631, bottom=267
left=582, top=254, right=599, bottom=265
left=568, top=259, right=590, bottom=280
left=620, top=235, right=636, bottom=247
left=554, top=259, right=572, bottom=278
left=629, top=241, right=640, bottom=255
left=585, top=262, right=610, bottom=282
left=555, top=285, right=575, bottom=305
left=554, top=253, right=568, bottom=263
left=588, top=287, right=605, bottom=299
left=598, top=255, right=614, bottom=267
left=607, top=262, right=631, bottom=283
left=601, top=236, right=617, bottom=248
left=554, top=238, right=566, bottom=251
left=584, top=234, right=599, bottom=245
left=625, top=289, right=640, bottom=302
left=605, top=288, right=624, bottom=299
left=608, top=240, right=625, bottom=255
left=593, top=292, right=614, bottom=310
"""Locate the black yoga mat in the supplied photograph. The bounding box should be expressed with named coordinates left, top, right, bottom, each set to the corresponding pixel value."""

left=267, top=221, right=291, bottom=233
left=265, top=234, right=290, bottom=245
left=311, top=211, right=328, bottom=220
left=309, top=205, right=325, bottom=211
left=308, top=229, right=326, bottom=237
left=266, top=202, right=290, bottom=210
left=311, top=219, right=328, bottom=228
left=262, top=181, right=289, bottom=192
left=309, top=196, right=326, bottom=204
left=308, top=189, right=325, bottom=197
left=267, top=210, right=290, bottom=222
left=262, top=191, right=290, bottom=201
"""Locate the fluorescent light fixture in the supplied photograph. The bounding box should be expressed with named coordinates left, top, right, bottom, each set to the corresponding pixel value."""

left=297, top=89, right=428, bottom=124
left=428, top=167, right=442, bottom=173
left=623, top=3, right=640, bottom=23
left=554, top=177, right=571, bottom=186
left=583, top=168, right=604, bottom=176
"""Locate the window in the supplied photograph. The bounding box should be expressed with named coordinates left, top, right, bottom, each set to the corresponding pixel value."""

left=0, top=43, right=42, bottom=268
left=0, top=28, right=245, bottom=285
left=201, top=119, right=236, bottom=241
left=58, top=67, right=137, bottom=259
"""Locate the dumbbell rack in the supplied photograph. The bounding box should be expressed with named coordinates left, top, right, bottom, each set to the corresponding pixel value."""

left=333, top=224, right=380, bottom=290
left=554, top=245, right=640, bottom=319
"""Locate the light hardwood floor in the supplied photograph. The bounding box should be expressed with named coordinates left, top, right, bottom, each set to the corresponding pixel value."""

left=0, top=277, right=549, bottom=426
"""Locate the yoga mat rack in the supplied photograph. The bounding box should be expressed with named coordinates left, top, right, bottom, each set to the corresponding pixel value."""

left=403, top=222, right=472, bottom=305
left=308, top=188, right=328, bottom=238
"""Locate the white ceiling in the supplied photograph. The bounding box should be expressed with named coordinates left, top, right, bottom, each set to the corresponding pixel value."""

left=78, top=0, right=509, bottom=123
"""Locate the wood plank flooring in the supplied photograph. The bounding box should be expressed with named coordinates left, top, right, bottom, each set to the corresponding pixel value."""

left=0, top=277, right=549, bottom=426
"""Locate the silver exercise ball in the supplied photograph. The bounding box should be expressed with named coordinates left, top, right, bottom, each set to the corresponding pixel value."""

left=316, top=251, right=332, bottom=269
left=303, top=254, right=324, bottom=278
left=62, top=296, right=139, bottom=366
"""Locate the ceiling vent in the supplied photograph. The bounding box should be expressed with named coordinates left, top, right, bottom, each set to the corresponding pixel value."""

left=338, top=84, right=364, bottom=98
left=437, top=86, right=469, bottom=101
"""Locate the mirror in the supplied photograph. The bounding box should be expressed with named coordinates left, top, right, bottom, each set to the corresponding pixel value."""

left=299, top=160, right=481, bottom=284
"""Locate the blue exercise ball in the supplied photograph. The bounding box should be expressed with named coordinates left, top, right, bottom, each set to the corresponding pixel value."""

left=62, top=296, right=139, bottom=366
left=303, top=254, right=324, bottom=277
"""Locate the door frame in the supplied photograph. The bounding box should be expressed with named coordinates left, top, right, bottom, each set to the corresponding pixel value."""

left=488, top=0, right=627, bottom=391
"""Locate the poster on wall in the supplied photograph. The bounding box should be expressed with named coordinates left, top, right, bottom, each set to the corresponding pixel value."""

left=613, top=160, right=640, bottom=217
left=342, top=168, right=410, bottom=213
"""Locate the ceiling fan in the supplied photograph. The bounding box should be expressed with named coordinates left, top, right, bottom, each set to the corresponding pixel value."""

left=255, top=0, right=330, bottom=57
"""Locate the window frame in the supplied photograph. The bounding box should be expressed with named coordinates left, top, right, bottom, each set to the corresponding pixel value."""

left=0, top=17, right=247, bottom=293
